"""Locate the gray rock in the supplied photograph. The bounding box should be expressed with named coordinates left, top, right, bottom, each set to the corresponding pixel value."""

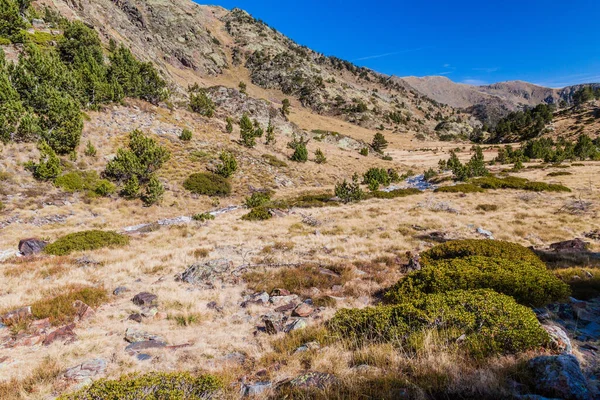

left=132, top=292, right=157, bottom=306
left=476, top=227, right=494, bottom=239
left=18, top=238, right=47, bottom=256
left=64, top=359, right=107, bottom=381
left=124, top=328, right=164, bottom=343
left=125, top=340, right=167, bottom=353
left=285, top=318, right=307, bottom=333
left=113, top=286, right=128, bottom=296
left=176, top=259, right=233, bottom=286
left=542, top=323, right=572, bottom=354
left=527, top=354, right=590, bottom=400
left=243, top=382, right=272, bottom=396
left=136, top=353, right=152, bottom=361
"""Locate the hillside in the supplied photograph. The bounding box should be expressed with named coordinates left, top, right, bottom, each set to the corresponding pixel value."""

left=0, top=0, right=599, bottom=399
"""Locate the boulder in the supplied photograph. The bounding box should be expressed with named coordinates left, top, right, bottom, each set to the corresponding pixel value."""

left=542, top=323, right=572, bottom=354
left=125, top=340, right=167, bottom=353
left=243, top=382, right=272, bottom=397
left=1, top=306, right=32, bottom=325
left=527, top=354, right=590, bottom=400
left=293, top=303, right=314, bottom=317
left=73, top=300, right=95, bottom=322
left=285, top=318, right=307, bottom=333
left=132, top=292, right=157, bottom=307
left=43, top=324, right=77, bottom=346
left=175, top=259, right=233, bottom=287
left=18, top=238, right=47, bottom=256
left=124, top=327, right=164, bottom=343
left=549, top=239, right=589, bottom=253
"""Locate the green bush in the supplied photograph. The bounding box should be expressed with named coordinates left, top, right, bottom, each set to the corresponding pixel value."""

left=245, top=191, right=272, bottom=208
left=54, top=171, right=97, bottom=192
left=314, top=148, right=327, bottom=164
left=363, top=168, right=393, bottom=190
left=242, top=206, right=272, bottom=221
left=359, top=148, right=369, bottom=156
left=329, top=289, right=549, bottom=357
left=262, top=154, right=287, bottom=168
left=435, top=183, right=485, bottom=193
left=141, top=175, right=164, bottom=206
left=192, top=212, right=215, bottom=222
left=420, top=239, right=546, bottom=269
left=58, top=372, right=222, bottom=400
left=547, top=171, right=572, bottom=177
left=31, top=286, right=108, bottom=326
left=370, top=188, right=421, bottom=199
left=471, top=176, right=570, bottom=192
left=335, top=177, right=364, bottom=203
left=179, top=129, right=192, bottom=141
left=215, top=151, right=237, bottom=178
left=28, top=141, right=62, bottom=181
left=45, top=230, right=129, bottom=256
left=183, top=172, right=231, bottom=197
left=384, top=256, right=570, bottom=307
left=189, top=90, right=214, bottom=118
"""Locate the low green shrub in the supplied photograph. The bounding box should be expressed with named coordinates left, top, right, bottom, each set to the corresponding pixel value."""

left=183, top=173, right=231, bottom=197
left=31, top=286, right=108, bottom=326
left=242, top=206, right=272, bottom=221
left=370, top=188, right=421, bottom=199
left=434, top=184, right=485, bottom=193
left=45, top=230, right=130, bottom=256
left=476, top=204, right=498, bottom=212
left=59, top=372, right=222, bottom=400
left=54, top=171, right=115, bottom=197
left=179, top=129, right=192, bottom=141
left=215, top=151, right=238, bottom=178
left=555, top=267, right=600, bottom=300
left=262, top=154, right=288, bottom=168
left=547, top=171, right=572, bottom=177
left=192, top=213, right=215, bottom=222
left=335, top=178, right=364, bottom=203
left=384, top=256, right=570, bottom=307
left=359, top=148, right=369, bottom=156
left=471, top=176, right=570, bottom=192
left=272, top=193, right=334, bottom=209
left=329, top=289, right=549, bottom=357
left=421, top=239, right=546, bottom=269
left=245, top=191, right=272, bottom=208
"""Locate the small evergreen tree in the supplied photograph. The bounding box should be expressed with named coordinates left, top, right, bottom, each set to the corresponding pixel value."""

left=288, top=136, right=309, bottom=162
left=239, top=113, right=256, bottom=148
left=180, top=129, right=192, bottom=141
left=141, top=175, right=164, bottom=206
left=314, top=148, right=326, bottom=164
left=121, top=176, right=140, bottom=199
left=265, top=119, right=275, bottom=145
left=215, top=151, right=238, bottom=178
left=189, top=90, right=215, bottom=118
left=371, top=132, right=388, bottom=153
left=281, top=98, right=290, bottom=116
left=335, top=175, right=364, bottom=203
left=225, top=117, right=233, bottom=133
left=238, top=81, right=247, bottom=94
left=29, top=141, right=62, bottom=181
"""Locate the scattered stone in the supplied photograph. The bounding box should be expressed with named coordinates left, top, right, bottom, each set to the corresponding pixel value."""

left=113, top=286, right=128, bottom=296
left=43, top=324, right=77, bottom=346
left=73, top=300, right=95, bottom=322
left=75, top=256, right=101, bottom=267
left=176, top=259, right=233, bottom=287
left=578, top=321, right=600, bottom=340
left=527, top=354, right=590, bottom=400
left=542, top=323, right=572, bottom=354
left=136, top=353, right=152, bottom=361
left=64, top=359, right=107, bottom=381
left=125, top=340, right=167, bottom=353
left=405, top=251, right=421, bottom=272
left=295, top=341, right=320, bottom=353
left=285, top=318, right=307, bottom=333
left=18, top=238, right=47, bottom=256
left=243, top=382, right=272, bottom=397
left=289, top=372, right=336, bottom=389
left=242, top=292, right=269, bottom=307
left=206, top=301, right=223, bottom=312
left=270, top=295, right=297, bottom=307
left=128, top=313, right=143, bottom=323
left=141, top=307, right=158, bottom=318
left=293, top=303, right=314, bottom=317
left=132, top=292, right=157, bottom=307
left=318, top=268, right=340, bottom=278
left=124, top=327, right=164, bottom=343
left=1, top=306, right=32, bottom=325
left=264, top=319, right=278, bottom=335
left=549, top=239, right=589, bottom=253
left=476, top=227, right=494, bottom=239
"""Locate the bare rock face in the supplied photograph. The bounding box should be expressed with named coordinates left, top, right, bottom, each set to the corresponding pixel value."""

left=18, top=238, right=48, bottom=256
left=527, top=354, right=590, bottom=400
left=132, top=292, right=157, bottom=307
left=64, top=359, right=107, bottom=381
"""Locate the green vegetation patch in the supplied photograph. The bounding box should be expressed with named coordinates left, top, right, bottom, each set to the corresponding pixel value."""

left=31, top=286, right=108, bottom=325
left=54, top=171, right=115, bottom=196
left=369, top=188, right=421, bottom=199
left=434, top=184, right=485, bottom=194
left=384, top=256, right=570, bottom=307
left=241, top=206, right=272, bottom=221
left=59, top=372, right=222, bottom=400
left=547, top=171, right=572, bottom=177
left=421, top=239, right=545, bottom=268
left=45, top=230, right=129, bottom=256
left=471, top=176, right=570, bottom=192
left=183, top=173, right=231, bottom=197
left=555, top=267, right=600, bottom=300
left=329, top=289, right=549, bottom=357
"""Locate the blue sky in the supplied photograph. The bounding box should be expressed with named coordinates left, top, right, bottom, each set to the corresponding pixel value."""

left=205, top=0, right=600, bottom=88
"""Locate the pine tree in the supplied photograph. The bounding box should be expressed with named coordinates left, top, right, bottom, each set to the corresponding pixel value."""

left=371, top=132, right=388, bottom=153
left=141, top=175, right=164, bottom=206
left=29, top=141, right=62, bottom=181
left=281, top=99, right=290, bottom=116
left=265, top=119, right=275, bottom=145
left=121, top=176, right=140, bottom=198
left=189, top=90, right=215, bottom=117
left=215, top=151, right=238, bottom=178
left=314, top=148, right=326, bottom=164
left=239, top=113, right=256, bottom=148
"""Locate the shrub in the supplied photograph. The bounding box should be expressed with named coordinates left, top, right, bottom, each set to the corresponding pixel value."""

left=359, top=147, right=369, bottom=156
left=45, top=230, right=130, bottom=256
left=31, top=286, right=108, bottom=326
left=363, top=168, right=392, bottom=190
left=225, top=117, right=233, bottom=133
left=370, top=188, right=420, bottom=199
left=385, top=256, right=570, bottom=307
left=262, top=154, right=287, bottom=168
left=242, top=206, right=272, bottom=221
left=434, top=184, right=485, bottom=193
left=192, top=213, right=215, bottom=222
left=141, top=175, right=164, bottom=206
left=58, top=372, right=222, bottom=400
left=329, top=289, right=549, bottom=357
left=335, top=177, right=364, bottom=203
left=239, top=113, right=256, bottom=147
left=84, top=141, right=96, bottom=157
left=314, top=148, right=327, bottom=164
left=547, top=171, right=572, bottom=177
left=421, top=239, right=546, bottom=269
left=183, top=172, right=231, bottom=197
left=371, top=132, right=388, bottom=153
left=245, top=191, right=271, bottom=208
left=289, top=137, right=309, bottom=162
left=555, top=267, right=600, bottom=300
left=28, top=141, right=62, bottom=181
left=121, top=176, right=140, bottom=198
left=94, top=180, right=116, bottom=197
left=476, top=204, right=498, bottom=212
left=471, top=176, right=571, bottom=192
left=189, top=90, right=214, bottom=118
left=215, top=151, right=237, bottom=178
left=179, top=129, right=192, bottom=141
